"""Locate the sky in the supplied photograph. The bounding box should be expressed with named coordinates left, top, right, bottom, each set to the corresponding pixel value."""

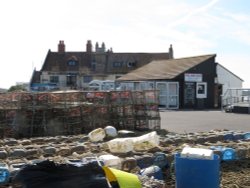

left=0, top=0, right=250, bottom=89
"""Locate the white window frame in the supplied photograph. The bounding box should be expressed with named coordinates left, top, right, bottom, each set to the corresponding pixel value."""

left=196, top=82, right=207, bottom=98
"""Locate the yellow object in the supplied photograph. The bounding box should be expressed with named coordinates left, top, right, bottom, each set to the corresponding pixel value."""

left=103, top=166, right=142, bottom=188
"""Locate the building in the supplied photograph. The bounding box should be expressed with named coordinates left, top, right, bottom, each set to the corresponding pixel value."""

left=30, top=40, right=173, bottom=91
left=216, top=63, right=243, bottom=96
left=117, top=54, right=243, bottom=109
left=0, top=88, right=7, bottom=93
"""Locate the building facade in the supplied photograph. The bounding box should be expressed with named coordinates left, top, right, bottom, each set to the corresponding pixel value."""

left=117, top=54, right=243, bottom=109
left=30, top=40, right=173, bottom=91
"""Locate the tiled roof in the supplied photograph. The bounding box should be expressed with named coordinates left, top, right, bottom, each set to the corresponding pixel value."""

left=30, top=70, right=42, bottom=83
left=117, top=54, right=216, bottom=81
left=41, top=51, right=90, bottom=72
left=40, top=50, right=169, bottom=74
left=106, top=52, right=169, bottom=74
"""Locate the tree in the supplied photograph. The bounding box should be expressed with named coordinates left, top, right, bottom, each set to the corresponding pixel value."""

left=8, top=85, right=27, bottom=92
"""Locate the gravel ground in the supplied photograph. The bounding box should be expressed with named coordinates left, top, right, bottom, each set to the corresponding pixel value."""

left=160, top=110, right=250, bottom=133
left=0, top=129, right=249, bottom=188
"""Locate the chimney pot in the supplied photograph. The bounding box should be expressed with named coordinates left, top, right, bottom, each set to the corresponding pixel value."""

left=86, top=40, right=92, bottom=53
left=169, top=44, right=173, bottom=59
left=58, top=40, right=65, bottom=53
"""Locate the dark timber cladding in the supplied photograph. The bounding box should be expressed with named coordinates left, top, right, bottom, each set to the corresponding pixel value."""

left=118, top=54, right=217, bottom=109
left=176, top=55, right=217, bottom=109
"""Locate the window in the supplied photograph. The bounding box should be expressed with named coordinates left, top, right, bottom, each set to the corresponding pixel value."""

left=127, top=61, right=136, bottom=68
left=41, top=78, right=48, bottom=82
left=113, top=61, right=123, bottom=67
left=83, top=76, right=92, bottom=83
left=66, top=75, right=77, bottom=86
left=91, top=61, right=96, bottom=71
left=50, top=76, right=59, bottom=83
left=198, top=85, right=205, bottom=94
left=68, top=60, right=76, bottom=66
left=196, top=82, right=207, bottom=98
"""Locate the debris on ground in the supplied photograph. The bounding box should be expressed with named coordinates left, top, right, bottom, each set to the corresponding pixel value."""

left=0, top=129, right=249, bottom=187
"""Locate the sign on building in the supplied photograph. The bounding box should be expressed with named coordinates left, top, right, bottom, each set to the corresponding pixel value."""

left=185, top=73, right=203, bottom=82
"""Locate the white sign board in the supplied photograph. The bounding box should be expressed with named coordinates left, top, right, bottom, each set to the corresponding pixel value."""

left=196, top=82, right=207, bottom=98
left=185, top=73, right=202, bottom=82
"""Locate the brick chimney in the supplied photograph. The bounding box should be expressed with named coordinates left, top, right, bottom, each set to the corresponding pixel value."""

left=95, top=42, right=106, bottom=53
left=86, top=40, right=92, bottom=53
left=58, top=40, right=65, bottom=53
left=169, top=44, right=174, bottom=59
left=101, top=42, right=106, bottom=52
left=95, top=42, right=99, bottom=52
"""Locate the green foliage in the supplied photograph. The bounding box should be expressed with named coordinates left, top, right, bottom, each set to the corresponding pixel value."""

left=8, top=85, right=27, bottom=92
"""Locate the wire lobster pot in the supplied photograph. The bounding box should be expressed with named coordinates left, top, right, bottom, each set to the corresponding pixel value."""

left=0, top=90, right=161, bottom=138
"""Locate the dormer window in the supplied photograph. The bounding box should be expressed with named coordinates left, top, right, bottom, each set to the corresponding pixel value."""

left=113, top=61, right=123, bottom=67
left=127, top=61, right=136, bottom=68
left=68, top=60, right=76, bottom=66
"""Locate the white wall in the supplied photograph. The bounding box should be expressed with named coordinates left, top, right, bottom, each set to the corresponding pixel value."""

left=217, top=64, right=243, bottom=95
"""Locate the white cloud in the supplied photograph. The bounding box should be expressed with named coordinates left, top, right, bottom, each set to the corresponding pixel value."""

left=0, top=0, right=250, bottom=88
left=168, top=0, right=220, bottom=28
left=222, top=11, right=250, bottom=22
left=232, top=30, right=250, bottom=46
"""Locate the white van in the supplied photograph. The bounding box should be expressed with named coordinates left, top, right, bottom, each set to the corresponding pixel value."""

left=88, top=80, right=115, bottom=91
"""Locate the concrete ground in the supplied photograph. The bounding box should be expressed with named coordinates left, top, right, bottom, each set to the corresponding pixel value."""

left=160, top=110, right=250, bottom=133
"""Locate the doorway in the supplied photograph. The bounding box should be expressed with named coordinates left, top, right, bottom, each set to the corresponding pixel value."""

left=66, top=75, right=77, bottom=88
left=214, top=84, right=222, bottom=108
left=156, top=82, right=179, bottom=109
left=184, top=82, right=195, bottom=108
